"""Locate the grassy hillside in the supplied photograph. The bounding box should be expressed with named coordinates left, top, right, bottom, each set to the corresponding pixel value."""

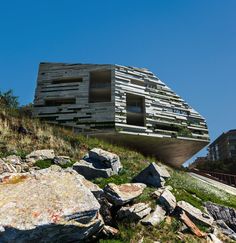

left=0, top=107, right=236, bottom=242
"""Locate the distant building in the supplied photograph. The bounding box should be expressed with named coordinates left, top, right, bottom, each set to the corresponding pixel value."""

left=208, top=130, right=236, bottom=161
left=33, top=62, right=209, bottom=166
left=189, top=156, right=208, bottom=169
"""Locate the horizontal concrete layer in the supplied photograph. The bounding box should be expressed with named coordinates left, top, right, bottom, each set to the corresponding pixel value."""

left=89, top=132, right=209, bottom=167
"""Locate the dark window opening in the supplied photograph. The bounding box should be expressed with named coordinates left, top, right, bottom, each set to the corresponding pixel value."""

left=45, top=98, right=76, bottom=106
left=126, top=94, right=145, bottom=126
left=52, top=78, right=83, bottom=84
left=89, top=70, right=111, bottom=103
left=130, top=79, right=145, bottom=87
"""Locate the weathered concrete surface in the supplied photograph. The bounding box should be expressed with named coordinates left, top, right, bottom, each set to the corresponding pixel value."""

left=104, top=183, right=146, bottom=206
left=0, top=165, right=103, bottom=242
left=93, top=132, right=209, bottom=167
left=177, top=201, right=214, bottom=227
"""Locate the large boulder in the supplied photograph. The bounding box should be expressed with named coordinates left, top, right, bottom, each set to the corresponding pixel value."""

left=177, top=201, right=214, bottom=227
left=88, top=148, right=122, bottom=174
left=0, top=165, right=104, bottom=242
left=133, top=162, right=170, bottom=187
left=204, top=202, right=236, bottom=233
left=141, top=205, right=166, bottom=226
left=104, top=183, right=146, bottom=206
left=73, top=148, right=122, bottom=180
left=117, top=203, right=152, bottom=221
left=26, top=149, right=55, bottom=162
left=159, top=189, right=176, bottom=213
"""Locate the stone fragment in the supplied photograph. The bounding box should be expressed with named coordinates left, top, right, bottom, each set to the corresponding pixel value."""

left=102, top=225, right=119, bottom=236
left=177, top=201, right=214, bottom=226
left=3, top=155, right=22, bottom=165
left=133, top=162, right=170, bottom=187
left=73, top=159, right=114, bottom=179
left=104, top=183, right=146, bottom=206
left=53, top=156, right=70, bottom=166
left=88, top=148, right=122, bottom=173
left=141, top=205, right=166, bottom=226
left=207, top=233, right=223, bottom=243
left=214, top=220, right=236, bottom=240
left=73, top=148, right=122, bottom=179
left=0, top=165, right=104, bottom=242
left=117, top=203, right=152, bottom=221
left=26, top=149, right=55, bottom=161
left=179, top=211, right=206, bottom=237
left=159, top=189, right=176, bottom=213
left=204, top=201, right=236, bottom=232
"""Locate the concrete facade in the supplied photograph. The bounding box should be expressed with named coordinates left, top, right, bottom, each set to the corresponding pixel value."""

left=33, top=62, right=210, bottom=166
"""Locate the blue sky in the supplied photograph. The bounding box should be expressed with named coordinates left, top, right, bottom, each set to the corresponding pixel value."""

left=0, top=0, right=235, bottom=164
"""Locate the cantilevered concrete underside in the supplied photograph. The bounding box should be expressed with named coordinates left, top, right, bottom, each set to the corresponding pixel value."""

left=90, top=132, right=209, bottom=167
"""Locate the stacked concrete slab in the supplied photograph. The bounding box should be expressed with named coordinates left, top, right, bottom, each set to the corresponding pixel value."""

left=33, top=63, right=209, bottom=166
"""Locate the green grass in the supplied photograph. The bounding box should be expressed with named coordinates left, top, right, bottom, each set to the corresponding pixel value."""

left=35, top=159, right=53, bottom=169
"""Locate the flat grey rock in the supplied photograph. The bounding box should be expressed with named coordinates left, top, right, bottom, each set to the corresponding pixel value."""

left=159, top=189, right=176, bottom=213
left=117, top=203, right=152, bottom=221
left=141, top=205, right=166, bottom=226
left=133, top=162, right=170, bottom=187
left=53, top=156, right=70, bottom=166
left=177, top=201, right=214, bottom=226
left=0, top=165, right=104, bottom=242
left=104, top=183, right=146, bottom=206
left=73, top=160, right=114, bottom=179
left=26, top=149, right=55, bottom=161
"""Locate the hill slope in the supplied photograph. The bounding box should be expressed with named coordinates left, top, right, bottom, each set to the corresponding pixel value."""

left=0, top=108, right=236, bottom=242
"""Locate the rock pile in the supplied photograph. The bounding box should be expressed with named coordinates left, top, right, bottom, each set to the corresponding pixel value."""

left=0, top=148, right=235, bottom=242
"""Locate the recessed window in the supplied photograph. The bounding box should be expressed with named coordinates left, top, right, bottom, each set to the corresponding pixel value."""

left=89, top=70, right=111, bottom=103
left=126, top=94, right=145, bottom=126
left=45, top=98, right=76, bottom=106
left=52, top=78, right=83, bottom=84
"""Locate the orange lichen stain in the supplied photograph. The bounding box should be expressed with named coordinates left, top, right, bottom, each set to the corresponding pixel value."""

left=32, top=211, right=41, bottom=218
left=2, top=175, right=28, bottom=184
left=51, top=213, right=61, bottom=223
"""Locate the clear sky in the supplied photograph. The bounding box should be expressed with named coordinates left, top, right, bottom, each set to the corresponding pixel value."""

left=0, top=0, right=235, bottom=164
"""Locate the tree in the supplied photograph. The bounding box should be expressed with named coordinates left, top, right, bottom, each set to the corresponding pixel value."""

left=0, top=89, right=19, bottom=109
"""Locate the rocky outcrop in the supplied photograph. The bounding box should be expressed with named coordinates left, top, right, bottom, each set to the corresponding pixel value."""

left=177, top=201, right=214, bottom=226
left=104, top=183, right=146, bottom=206
left=117, top=203, right=152, bottom=221
left=26, top=149, right=55, bottom=162
left=0, top=165, right=104, bottom=242
left=204, top=202, right=236, bottom=232
left=73, top=148, right=122, bottom=179
left=133, top=162, right=170, bottom=187
left=159, top=189, right=176, bottom=213
left=141, top=205, right=166, bottom=226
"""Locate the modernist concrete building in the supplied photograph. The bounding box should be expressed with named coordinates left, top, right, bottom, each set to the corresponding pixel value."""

left=208, top=130, right=236, bottom=162
left=33, top=62, right=210, bottom=166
